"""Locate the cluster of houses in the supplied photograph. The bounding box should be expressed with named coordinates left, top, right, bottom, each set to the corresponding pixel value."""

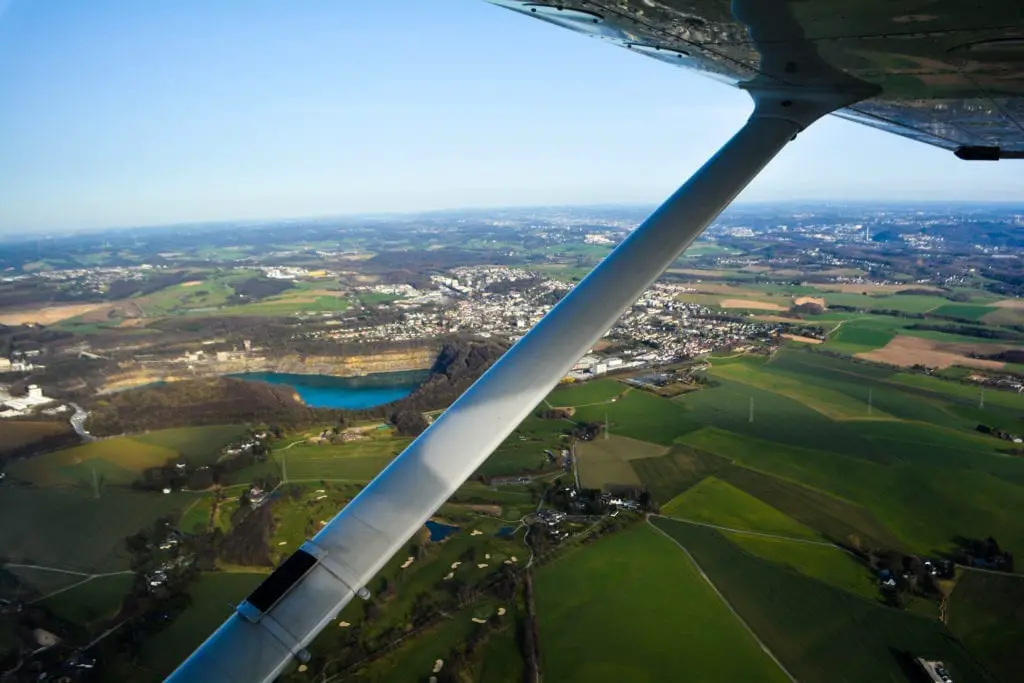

left=146, top=532, right=189, bottom=590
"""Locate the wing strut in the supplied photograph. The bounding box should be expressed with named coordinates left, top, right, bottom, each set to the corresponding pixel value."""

left=167, top=85, right=863, bottom=683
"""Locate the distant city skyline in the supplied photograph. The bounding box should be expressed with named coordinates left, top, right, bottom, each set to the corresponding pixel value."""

left=1, top=0, right=1022, bottom=234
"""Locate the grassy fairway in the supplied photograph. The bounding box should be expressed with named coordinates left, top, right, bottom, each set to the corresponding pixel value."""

left=534, top=524, right=790, bottom=683
left=651, top=518, right=992, bottom=683
left=348, top=601, right=505, bottom=682
left=574, top=434, right=666, bottom=489
left=0, top=487, right=192, bottom=572
left=276, top=437, right=410, bottom=481
left=948, top=570, right=1024, bottom=683
left=723, top=533, right=878, bottom=600
left=6, top=438, right=177, bottom=486
left=662, top=477, right=819, bottom=539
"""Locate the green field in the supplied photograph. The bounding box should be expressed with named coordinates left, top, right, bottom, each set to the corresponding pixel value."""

left=573, top=389, right=689, bottom=445
left=548, top=379, right=625, bottom=407
left=5, top=565, right=84, bottom=598
left=931, top=304, right=998, bottom=320
left=821, top=317, right=902, bottom=353
left=0, top=487, right=193, bottom=572
left=714, top=464, right=905, bottom=551
left=631, top=445, right=724, bottom=504
left=892, top=372, right=1023, bottom=409
left=6, top=425, right=250, bottom=487
left=948, top=570, right=1024, bottom=683
left=651, top=518, right=993, bottom=683
left=682, top=427, right=1024, bottom=558
left=479, top=416, right=568, bottom=477
left=710, top=358, right=888, bottom=419
left=476, top=623, right=524, bottom=683
left=662, top=477, right=820, bottom=539
left=134, top=425, right=249, bottom=464
left=41, top=573, right=133, bottom=633
left=574, top=435, right=666, bottom=489
left=276, top=437, right=410, bottom=482
left=135, top=572, right=266, bottom=680
left=723, top=533, right=878, bottom=600
left=178, top=495, right=216, bottom=534
left=534, top=524, right=790, bottom=683
left=6, top=437, right=177, bottom=487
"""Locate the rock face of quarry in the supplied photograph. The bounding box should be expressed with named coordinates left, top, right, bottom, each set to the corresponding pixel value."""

left=100, top=346, right=439, bottom=393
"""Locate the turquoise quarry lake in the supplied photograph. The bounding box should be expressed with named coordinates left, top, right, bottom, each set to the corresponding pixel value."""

left=230, top=370, right=428, bottom=409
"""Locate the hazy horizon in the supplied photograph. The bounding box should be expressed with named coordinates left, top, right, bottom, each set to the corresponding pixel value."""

left=2, top=0, right=1023, bottom=235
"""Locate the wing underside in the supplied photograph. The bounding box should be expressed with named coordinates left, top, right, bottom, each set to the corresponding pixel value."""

left=488, top=0, right=1024, bottom=158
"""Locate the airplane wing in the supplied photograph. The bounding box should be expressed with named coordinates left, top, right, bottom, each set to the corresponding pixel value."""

left=488, top=0, right=1024, bottom=159
left=168, top=2, right=1023, bottom=681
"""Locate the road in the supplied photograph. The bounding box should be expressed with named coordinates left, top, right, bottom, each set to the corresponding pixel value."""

left=68, top=402, right=95, bottom=442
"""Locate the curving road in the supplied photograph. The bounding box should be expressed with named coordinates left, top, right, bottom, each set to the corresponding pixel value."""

left=68, top=402, right=95, bottom=442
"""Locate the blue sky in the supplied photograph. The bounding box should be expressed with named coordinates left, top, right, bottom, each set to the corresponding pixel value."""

left=0, top=0, right=1020, bottom=234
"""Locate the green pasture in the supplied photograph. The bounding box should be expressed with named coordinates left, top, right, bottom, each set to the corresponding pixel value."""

left=573, top=389, right=689, bottom=445
left=681, top=427, right=1024, bottom=559
left=137, top=572, right=266, bottom=678
left=276, top=438, right=410, bottom=482
left=662, top=477, right=819, bottom=539
left=42, top=573, right=133, bottom=634
left=574, top=435, right=666, bottom=489
left=0, top=487, right=192, bottom=572
left=724, top=533, right=878, bottom=601
left=948, top=569, right=1024, bottom=683
left=534, top=524, right=790, bottom=683
left=134, top=425, right=249, bottom=464
left=548, top=379, right=625, bottom=407
left=6, top=438, right=176, bottom=487
left=651, top=518, right=992, bottom=683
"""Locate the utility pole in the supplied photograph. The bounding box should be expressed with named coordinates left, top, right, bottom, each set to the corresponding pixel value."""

left=92, top=466, right=100, bottom=499
left=749, top=397, right=754, bottom=424
left=979, top=387, right=985, bottom=410
left=604, top=411, right=609, bottom=441
left=281, top=451, right=288, bottom=483
left=868, top=387, right=873, bottom=416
